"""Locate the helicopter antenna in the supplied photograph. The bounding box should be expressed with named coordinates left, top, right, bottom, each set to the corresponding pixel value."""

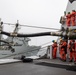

left=13, top=20, right=20, bottom=33
left=0, top=18, right=3, bottom=46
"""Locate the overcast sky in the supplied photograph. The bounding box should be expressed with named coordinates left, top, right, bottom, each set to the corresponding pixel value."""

left=0, top=0, right=68, bottom=46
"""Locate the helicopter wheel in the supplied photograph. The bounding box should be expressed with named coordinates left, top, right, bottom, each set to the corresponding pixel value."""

left=11, top=48, right=15, bottom=53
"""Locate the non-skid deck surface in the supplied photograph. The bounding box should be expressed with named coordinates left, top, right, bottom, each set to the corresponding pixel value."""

left=34, top=59, right=76, bottom=71
left=0, top=59, right=21, bottom=65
